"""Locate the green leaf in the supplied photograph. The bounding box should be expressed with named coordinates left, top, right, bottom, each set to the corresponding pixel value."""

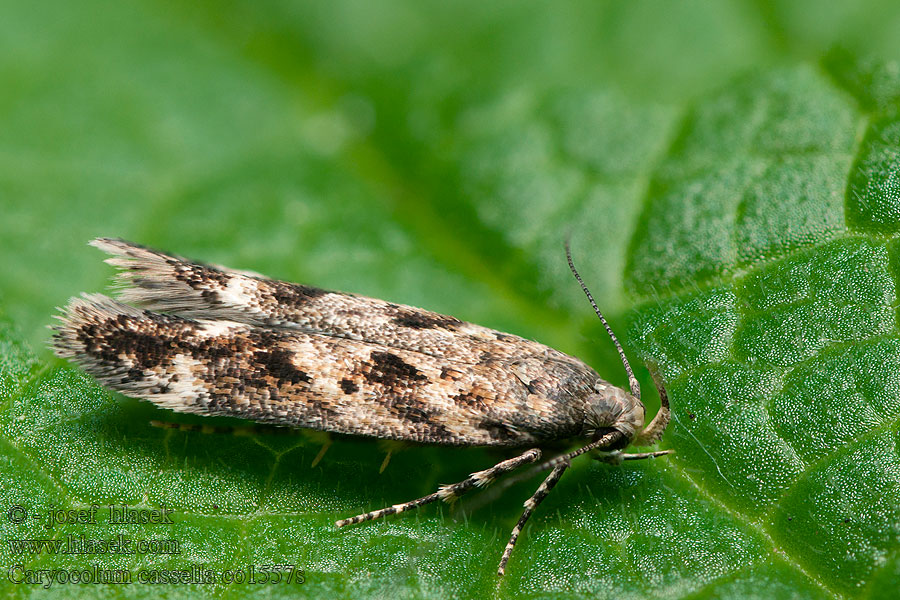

left=2, top=1, right=900, bottom=598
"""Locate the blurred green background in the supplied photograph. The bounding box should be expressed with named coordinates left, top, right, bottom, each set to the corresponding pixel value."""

left=2, top=0, right=900, bottom=598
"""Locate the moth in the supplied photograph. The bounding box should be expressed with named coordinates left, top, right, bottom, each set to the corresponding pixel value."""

left=51, top=238, right=671, bottom=576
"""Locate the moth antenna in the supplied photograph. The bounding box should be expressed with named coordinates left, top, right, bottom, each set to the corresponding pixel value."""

left=565, top=240, right=640, bottom=399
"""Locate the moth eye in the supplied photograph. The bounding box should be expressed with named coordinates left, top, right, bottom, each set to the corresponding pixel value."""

left=591, top=427, right=618, bottom=442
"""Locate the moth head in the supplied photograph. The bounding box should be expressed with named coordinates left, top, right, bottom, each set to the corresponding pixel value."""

left=583, top=374, right=670, bottom=447
left=583, top=382, right=645, bottom=445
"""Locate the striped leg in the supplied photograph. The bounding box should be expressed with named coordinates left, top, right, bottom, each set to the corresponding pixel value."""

left=594, top=449, right=673, bottom=465
left=621, top=450, right=673, bottom=460
left=335, top=448, right=541, bottom=528
left=497, top=461, right=569, bottom=576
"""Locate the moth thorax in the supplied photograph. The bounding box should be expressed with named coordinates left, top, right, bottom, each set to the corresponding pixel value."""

left=583, top=381, right=646, bottom=441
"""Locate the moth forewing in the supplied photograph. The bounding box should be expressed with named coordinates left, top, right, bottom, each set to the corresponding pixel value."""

left=50, top=237, right=672, bottom=576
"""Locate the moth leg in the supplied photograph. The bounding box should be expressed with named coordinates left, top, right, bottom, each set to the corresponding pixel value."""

left=497, top=461, right=569, bottom=576
left=621, top=449, right=673, bottom=460
left=310, top=439, right=332, bottom=468
left=376, top=440, right=409, bottom=474
left=379, top=450, right=393, bottom=474
left=335, top=448, right=541, bottom=528
left=594, top=449, right=673, bottom=465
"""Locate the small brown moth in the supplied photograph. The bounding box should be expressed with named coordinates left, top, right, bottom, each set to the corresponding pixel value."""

left=51, top=238, right=671, bottom=576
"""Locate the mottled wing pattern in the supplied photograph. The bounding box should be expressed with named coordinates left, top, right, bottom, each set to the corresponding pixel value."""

left=51, top=239, right=601, bottom=446
left=93, top=238, right=561, bottom=362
